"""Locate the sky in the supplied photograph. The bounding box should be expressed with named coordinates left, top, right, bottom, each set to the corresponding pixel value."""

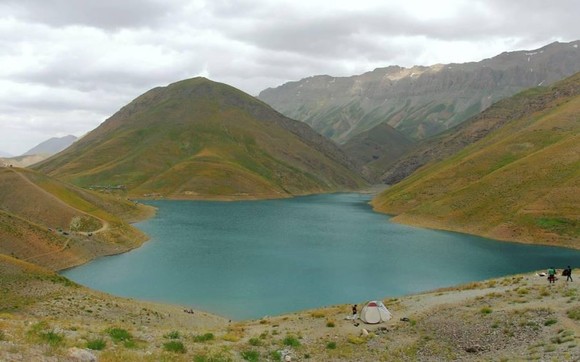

left=0, top=0, right=579, bottom=156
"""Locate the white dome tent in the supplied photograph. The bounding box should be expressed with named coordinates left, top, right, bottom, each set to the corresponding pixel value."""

left=359, top=301, right=392, bottom=324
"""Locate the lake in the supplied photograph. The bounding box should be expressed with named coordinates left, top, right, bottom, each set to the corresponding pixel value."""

left=61, top=193, right=580, bottom=320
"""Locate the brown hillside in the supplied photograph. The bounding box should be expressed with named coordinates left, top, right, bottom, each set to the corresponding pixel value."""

left=0, top=167, right=153, bottom=270
left=372, top=73, right=580, bottom=249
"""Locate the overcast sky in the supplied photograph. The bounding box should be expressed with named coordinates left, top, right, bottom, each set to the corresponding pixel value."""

left=0, top=0, right=578, bottom=155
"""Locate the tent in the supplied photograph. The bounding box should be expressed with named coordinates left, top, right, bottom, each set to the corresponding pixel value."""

left=360, top=301, right=392, bottom=324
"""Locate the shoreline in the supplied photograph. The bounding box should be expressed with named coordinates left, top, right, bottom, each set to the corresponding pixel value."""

left=57, top=190, right=579, bottom=322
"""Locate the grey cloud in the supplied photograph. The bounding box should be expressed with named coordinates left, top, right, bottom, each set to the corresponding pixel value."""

left=0, top=0, right=171, bottom=29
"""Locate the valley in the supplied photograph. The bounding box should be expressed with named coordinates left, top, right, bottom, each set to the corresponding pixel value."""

left=1, top=40, right=579, bottom=361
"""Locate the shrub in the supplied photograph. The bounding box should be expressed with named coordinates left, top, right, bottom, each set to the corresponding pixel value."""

left=164, top=340, right=186, bottom=353
left=480, top=307, right=492, bottom=314
left=241, top=350, right=260, bottom=361
left=544, top=319, right=558, bottom=326
left=222, top=333, right=241, bottom=342
left=347, top=335, right=366, bottom=345
left=28, top=322, right=64, bottom=346
left=193, top=332, right=215, bottom=342
left=248, top=337, right=262, bottom=346
left=310, top=311, right=326, bottom=318
left=567, top=307, right=580, bottom=320
left=164, top=330, right=181, bottom=339
left=86, top=338, right=106, bottom=350
left=283, top=335, right=301, bottom=347
left=41, top=331, right=64, bottom=346
left=106, top=327, right=132, bottom=342
left=326, top=320, right=335, bottom=328
left=326, top=341, right=337, bottom=349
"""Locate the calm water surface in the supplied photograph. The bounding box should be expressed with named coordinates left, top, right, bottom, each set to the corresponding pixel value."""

left=62, top=194, right=580, bottom=320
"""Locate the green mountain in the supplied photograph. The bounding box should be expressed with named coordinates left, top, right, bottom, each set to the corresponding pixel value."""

left=371, top=72, right=580, bottom=248
left=33, top=78, right=366, bottom=199
left=0, top=167, right=152, bottom=270
left=259, top=41, right=580, bottom=144
left=341, top=122, right=415, bottom=181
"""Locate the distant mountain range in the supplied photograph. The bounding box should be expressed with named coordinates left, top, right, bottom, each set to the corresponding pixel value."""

left=34, top=78, right=366, bottom=199
left=372, top=71, right=580, bottom=248
left=0, top=135, right=77, bottom=168
left=259, top=40, right=580, bottom=145
left=23, top=135, right=77, bottom=156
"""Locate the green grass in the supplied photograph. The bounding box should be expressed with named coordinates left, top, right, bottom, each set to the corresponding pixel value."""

left=326, top=341, right=337, bottom=349
left=193, top=332, right=215, bottom=342
left=27, top=321, right=64, bottom=346
left=567, top=307, right=580, bottom=320
left=283, top=335, right=301, bottom=347
left=248, top=337, right=262, bottom=346
left=86, top=338, right=107, bottom=350
left=163, top=340, right=186, bottom=353
left=480, top=307, right=493, bottom=314
left=164, top=330, right=180, bottom=339
left=241, top=350, right=260, bottom=361
left=106, top=327, right=132, bottom=342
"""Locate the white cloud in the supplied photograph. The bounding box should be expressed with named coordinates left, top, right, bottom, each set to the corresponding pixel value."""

left=0, top=0, right=578, bottom=154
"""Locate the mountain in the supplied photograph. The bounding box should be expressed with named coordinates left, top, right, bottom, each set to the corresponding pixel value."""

left=341, top=122, right=415, bottom=180
left=371, top=72, right=580, bottom=248
left=0, top=167, right=153, bottom=270
left=381, top=71, right=580, bottom=185
left=259, top=40, right=580, bottom=144
left=33, top=78, right=366, bottom=199
left=23, top=135, right=77, bottom=156
left=0, top=150, right=13, bottom=157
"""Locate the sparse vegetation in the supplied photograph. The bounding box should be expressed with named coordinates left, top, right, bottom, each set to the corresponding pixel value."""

left=193, top=332, right=215, bottom=342
left=163, top=340, right=186, bottom=353
left=86, top=338, right=106, bottom=350
left=567, top=307, right=580, bottom=320
left=240, top=350, right=260, bottom=361
left=283, top=335, right=301, bottom=347
left=164, top=330, right=181, bottom=339
left=106, top=327, right=132, bottom=342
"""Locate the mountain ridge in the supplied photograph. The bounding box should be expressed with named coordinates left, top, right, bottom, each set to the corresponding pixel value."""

left=259, top=40, right=580, bottom=144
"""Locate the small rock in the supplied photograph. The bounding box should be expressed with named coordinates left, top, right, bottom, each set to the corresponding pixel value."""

left=465, top=344, right=483, bottom=353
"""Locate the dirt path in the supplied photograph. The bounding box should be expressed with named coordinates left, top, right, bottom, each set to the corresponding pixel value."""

left=10, top=168, right=110, bottom=262
left=10, top=168, right=110, bottom=234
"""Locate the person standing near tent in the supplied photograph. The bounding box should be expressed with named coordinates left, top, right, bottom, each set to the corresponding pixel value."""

left=563, top=266, right=573, bottom=282
left=547, top=266, right=556, bottom=284
left=352, top=304, right=358, bottom=321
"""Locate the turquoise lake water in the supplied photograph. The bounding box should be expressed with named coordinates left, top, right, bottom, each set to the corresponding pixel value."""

left=61, top=193, right=580, bottom=320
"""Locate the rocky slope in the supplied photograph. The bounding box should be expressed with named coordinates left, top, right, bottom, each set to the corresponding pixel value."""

left=259, top=40, right=580, bottom=144
left=33, top=77, right=366, bottom=200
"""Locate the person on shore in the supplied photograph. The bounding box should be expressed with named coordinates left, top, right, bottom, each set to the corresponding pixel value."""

left=352, top=304, right=358, bottom=321
left=547, top=266, right=556, bottom=284
left=563, top=266, right=573, bottom=282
